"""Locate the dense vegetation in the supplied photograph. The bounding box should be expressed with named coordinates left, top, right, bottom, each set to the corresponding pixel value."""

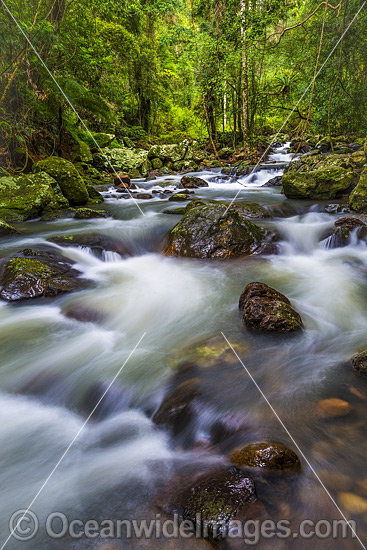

left=0, top=0, right=366, bottom=171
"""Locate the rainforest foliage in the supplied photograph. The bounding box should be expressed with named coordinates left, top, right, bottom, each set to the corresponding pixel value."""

left=0, top=0, right=366, bottom=164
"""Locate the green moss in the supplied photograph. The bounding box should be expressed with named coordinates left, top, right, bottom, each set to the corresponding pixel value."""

left=283, top=167, right=356, bottom=199
left=8, top=257, right=53, bottom=277
left=33, top=157, right=89, bottom=205
left=0, top=173, right=59, bottom=222
left=0, top=219, right=19, bottom=236
left=349, top=168, right=367, bottom=211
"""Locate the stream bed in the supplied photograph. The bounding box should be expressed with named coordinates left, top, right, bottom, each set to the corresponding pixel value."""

left=1, top=144, right=367, bottom=549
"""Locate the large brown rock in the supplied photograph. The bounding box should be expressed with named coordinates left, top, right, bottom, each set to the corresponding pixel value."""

left=163, top=203, right=276, bottom=258
left=229, top=442, right=301, bottom=472
left=239, top=282, right=303, bottom=332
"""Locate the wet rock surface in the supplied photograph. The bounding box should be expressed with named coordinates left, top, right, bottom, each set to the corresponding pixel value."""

left=163, top=203, right=277, bottom=258
left=176, top=469, right=257, bottom=538
left=239, top=282, right=303, bottom=332
left=326, top=216, right=367, bottom=247
left=47, top=233, right=131, bottom=257
left=0, top=249, right=88, bottom=301
left=153, top=379, right=200, bottom=436
left=0, top=220, right=19, bottom=237
left=229, top=442, right=301, bottom=472
left=180, top=176, right=209, bottom=188
left=351, top=350, right=367, bottom=376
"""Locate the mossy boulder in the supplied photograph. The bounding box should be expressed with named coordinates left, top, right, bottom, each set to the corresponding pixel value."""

left=0, top=173, right=64, bottom=222
left=173, top=160, right=197, bottom=172
left=33, top=157, right=89, bottom=205
left=282, top=167, right=356, bottom=200
left=163, top=203, right=276, bottom=258
left=70, top=140, right=93, bottom=163
left=151, top=158, right=163, bottom=170
left=94, top=147, right=148, bottom=174
left=239, top=282, right=303, bottom=332
left=230, top=442, right=301, bottom=472
left=349, top=167, right=367, bottom=212
left=147, top=143, right=188, bottom=163
left=74, top=208, right=110, bottom=219
left=140, top=158, right=153, bottom=177
left=177, top=469, right=257, bottom=538
left=0, top=250, right=88, bottom=301
left=90, top=132, right=115, bottom=148
left=0, top=220, right=19, bottom=237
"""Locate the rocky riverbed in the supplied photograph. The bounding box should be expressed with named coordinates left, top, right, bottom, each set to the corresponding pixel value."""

left=1, top=137, right=367, bottom=549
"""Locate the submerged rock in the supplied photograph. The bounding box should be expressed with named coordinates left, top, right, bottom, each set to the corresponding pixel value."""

left=229, top=442, right=301, bottom=472
left=316, top=398, right=352, bottom=419
left=180, top=176, right=209, bottom=188
left=177, top=469, right=257, bottom=538
left=0, top=250, right=88, bottom=301
left=153, top=380, right=199, bottom=435
left=239, top=282, right=303, bottom=332
left=33, top=156, right=89, bottom=205
left=338, top=493, right=367, bottom=514
left=163, top=203, right=276, bottom=258
left=351, top=350, right=367, bottom=376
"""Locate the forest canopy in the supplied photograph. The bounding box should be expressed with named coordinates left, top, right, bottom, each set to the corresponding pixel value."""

left=0, top=0, right=366, bottom=165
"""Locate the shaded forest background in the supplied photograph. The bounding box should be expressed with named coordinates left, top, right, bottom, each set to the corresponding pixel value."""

left=0, top=0, right=366, bottom=169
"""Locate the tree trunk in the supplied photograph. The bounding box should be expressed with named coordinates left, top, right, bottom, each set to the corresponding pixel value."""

left=223, top=76, right=227, bottom=131
left=240, top=0, right=249, bottom=151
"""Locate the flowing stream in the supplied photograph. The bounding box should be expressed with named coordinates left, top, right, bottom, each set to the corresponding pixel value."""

left=1, top=144, right=367, bottom=549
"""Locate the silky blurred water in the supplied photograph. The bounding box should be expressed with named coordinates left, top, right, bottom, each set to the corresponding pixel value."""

left=1, top=145, right=366, bottom=549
